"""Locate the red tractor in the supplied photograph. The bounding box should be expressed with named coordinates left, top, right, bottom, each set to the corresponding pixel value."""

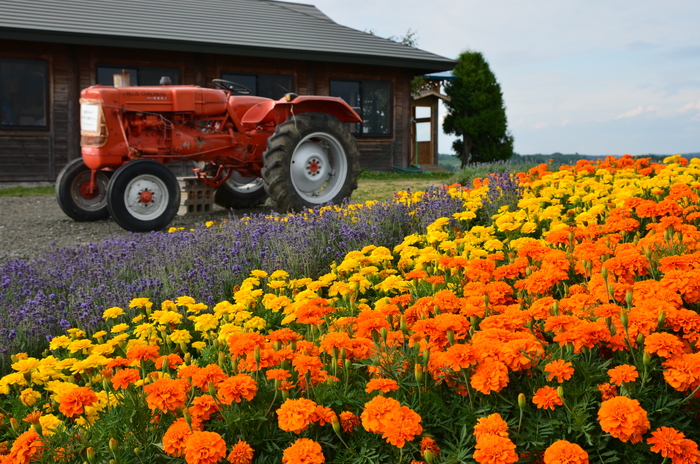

left=56, top=78, right=362, bottom=232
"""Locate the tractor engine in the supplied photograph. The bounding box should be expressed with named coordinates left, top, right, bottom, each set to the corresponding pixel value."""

left=80, top=85, right=242, bottom=170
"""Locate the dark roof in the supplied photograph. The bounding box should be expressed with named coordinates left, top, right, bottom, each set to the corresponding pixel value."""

left=0, top=0, right=455, bottom=72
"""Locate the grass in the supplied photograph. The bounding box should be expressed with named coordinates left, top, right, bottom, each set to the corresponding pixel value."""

left=0, top=185, right=55, bottom=197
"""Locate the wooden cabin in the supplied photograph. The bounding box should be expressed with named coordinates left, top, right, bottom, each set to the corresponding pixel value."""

left=0, top=0, right=454, bottom=182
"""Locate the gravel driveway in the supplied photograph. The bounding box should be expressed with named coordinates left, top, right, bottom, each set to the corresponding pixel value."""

left=0, top=195, right=269, bottom=264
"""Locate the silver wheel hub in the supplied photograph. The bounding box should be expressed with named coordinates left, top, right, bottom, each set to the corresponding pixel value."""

left=123, top=174, right=169, bottom=220
left=72, top=171, right=109, bottom=211
left=226, top=171, right=265, bottom=194
left=290, top=132, right=347, bottom=203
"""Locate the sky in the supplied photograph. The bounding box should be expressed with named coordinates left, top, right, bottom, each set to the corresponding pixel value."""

left=284, top=0, right=700, bottom=156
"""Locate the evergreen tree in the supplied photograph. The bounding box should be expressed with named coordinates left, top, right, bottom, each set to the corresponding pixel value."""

left=443, top=51, right=514, bottom=167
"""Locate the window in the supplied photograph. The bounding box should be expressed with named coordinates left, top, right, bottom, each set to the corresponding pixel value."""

left=221, top=73, right=294, bottom=100
left=96, top=65, right=181, bottom=86
left=0, top=59, right=48, bottom=130
left=330, top=79, right=392, bottom=137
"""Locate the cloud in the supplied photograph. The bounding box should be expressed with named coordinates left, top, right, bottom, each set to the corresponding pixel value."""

left=615, top=105, right=661, bottom=119
left=677, top=100, right=700, bottom=113
left=533, top=121, right=549, bottom=129
left=562, top=119, right=571, bottom=126
left=510, top=118, right=524, bottom=127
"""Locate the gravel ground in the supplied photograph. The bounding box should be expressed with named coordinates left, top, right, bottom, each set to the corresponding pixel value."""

left=0, top=195, right=271, bottom=265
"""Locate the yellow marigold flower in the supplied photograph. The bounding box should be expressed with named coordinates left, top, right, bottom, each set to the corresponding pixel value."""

left=103, top=307, right=125, bottom=319
left=373, top=275, right=410, bottom=294
left=520, top=222, right=537, bottom=234
left=12, top=358, right=40, bottom=373
left=205, top=220, right=216, bottom=228
left=263, top=294, right=292, bottom=312
left=244, top=316, right=267, bottom=331
left=92, top=331, right=107, bottom=340
left=194, top=314, right=219, bottom=332
left=169, top=330, right=193, bottom=345
left=270, top=270, right=289, bottom=280
left=151, top=310, right=183, bottom=326
left=90, top=344, right=115, bottom=356
left=67, top=328, right=86, bottom=338
left=49, top=336, right=71, bottom=350
left=250, top=270, right=268, bottom=278
left=191, top=341, right=206, bottom=351
left=71, top=355, right=109, bottom=374
left=213, top=301, right=236, bottom=317
left=129, top=298, right=153, bottom=310
left=132, top=314, right=144, bottom=323
left=111, top=323, right=129, bottom=334
left=187, top=303, right=208, bottom=314
left=133, top=323, right=155, bottom=338
left=234, top=311, right=252, bottom=323
left=217, top=323, right=244, bottom=342
left=67, top=339, right=93, bottom=354
left=19, top=388, right=41, bottom=406
left=483, top=239, right=504, bottom=251
left=39, top=413, right=63, bottom=436
left=108, top=333, right=130, bottom=346
left=267, top=280, right=288, bottom=290
left=174, top=296, right=194, bottom=306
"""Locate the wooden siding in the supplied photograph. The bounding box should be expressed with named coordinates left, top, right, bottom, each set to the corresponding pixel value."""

left=0, top=40, right=415, bottom=182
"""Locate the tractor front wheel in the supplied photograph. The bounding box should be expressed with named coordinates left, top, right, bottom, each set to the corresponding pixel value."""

left=56, top=157, right=112, bottom=222
left=107, top=160, right=180, bottom=232
left=261, top=112, right=360, bottom=212
left=214, top=171, right=268, bottom=209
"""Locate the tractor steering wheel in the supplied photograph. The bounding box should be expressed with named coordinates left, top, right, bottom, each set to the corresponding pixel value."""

left=212, top=79, right=251, bottom=94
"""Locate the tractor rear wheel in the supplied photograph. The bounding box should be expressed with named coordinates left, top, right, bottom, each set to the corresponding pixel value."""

left=56, top=157, right=112, bottom=221
left=261, top=112, right=360, bottom=212
left=214, top=171, right=268, bottom=209
left=107, top=160, right=180, bottom=232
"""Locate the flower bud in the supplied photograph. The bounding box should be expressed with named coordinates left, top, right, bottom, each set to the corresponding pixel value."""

left=272, top=340, right=281, bottom=351
left=380, top=327, right=388, bottom=342
left=414, top=363, right=424, bottom=383
left=86, top=447, right=96, bottom=464
left=218, top=351, right=226, bottom=368
left=184, top=352, right=191, bottom=364
left=208, top=381, right=217, bottom=398
left=422, top=349, right=430, bottom=366
left=31, top=422, right=42, bottom=436
left=10, top=417, right=19, bottom=435
left=518, top=393, right=526, bottom=410
left=620, top=310, right=629, bottom=331
left=344, top=359, right=352, bottom=371
left=340, top=347, right=347, bottom=361
left=109, top=438, right=118, bottom=455
left=424, top=450, right=436, bottom=464
left=657, top=311, right=666, bottom=329
left=557, top=386, right=564, bottom=400
left=183, top=408, right=193, bottom=431
left=601, top=266, right=608, bottom=282
left=400, top=316, right=407, bottom=333
left=636, top=333, right=644, bottom=347
left=552, top=301, right=559, bottom=316
left=371, top=330, right=379, bottom=344
left=643, top=351, right=651, bottom=366
left=625, top=289, right=633, bottom=308
left=447, top=329, right=455, bottom=346
left=134, top=448, right=141, bottom=457
left=331, top=415, right=341, bottom=435
left=254, top=345, right=261, bottom=367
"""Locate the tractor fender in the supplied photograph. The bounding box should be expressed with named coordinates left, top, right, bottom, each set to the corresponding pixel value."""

left=240, top=96, right=362, bottom=126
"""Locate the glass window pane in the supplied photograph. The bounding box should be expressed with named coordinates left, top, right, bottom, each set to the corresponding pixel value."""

left=1, top=59, right=48, bottom=129
left=139, top=67, right=181, bottom=85
left=96, top=66, right=138, bottom=86
left=361, top=80, right=391, bottom=136
left=258, top=74, right=294, bottom=100
left=330, top=80, right=360, bottom=134
left=221, top=73, right=257, bottom=95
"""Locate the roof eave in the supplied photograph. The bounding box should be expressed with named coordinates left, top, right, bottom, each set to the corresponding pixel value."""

left=1, top=28, right=456, bottom=73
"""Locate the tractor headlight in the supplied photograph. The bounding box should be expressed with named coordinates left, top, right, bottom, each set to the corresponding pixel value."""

left=80, top=99, right=108, bottom=147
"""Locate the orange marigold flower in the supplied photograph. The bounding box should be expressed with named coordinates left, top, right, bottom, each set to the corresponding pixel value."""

left=647, top=426, right=687, bottom=458
left=471, top=361, right=509, bottom=395
left=126, top=345, right=160, bottom=364
left=162, top=418, right=193, bottom=457
left=58, top=386, right=99, bottom=417
left=420, top=437, right=441, bottom=458
left=532, top=386, right=563, bottom=410
left=444, top=343, right=478, bottom=371
left=543, top=440, right=589, bottom=464
left=111, top=368, right=141, bottom=390
left=597, top=396, right=650, bottom=443
left=380, top=405, right=423, bottom=448
left=473, top=413, right=509, bottom=439
left=8, top=429, right=43, bottom=464
left=191, top=364, right=228, bottom=390
left=607, top=365, right=638, bottom=386
left=227, top=439, right=254, bottom=464
left=277, top=398, right=318, bottom=434
left=365, top=378, right=399, bottom=394
left=339, top=411, right=361, bottom=433
left=644, top=332, right=685, bottom=358
left=189, top=395, right=219, bottom=422
left=156, top=353, right=184, bottom=370
left=266, top=369, right=291, bottom=382
left=282, top=438, right=325, bottom=464
left=144, top=378, right=189, bottom=413
left=184, top=431, right=227, bottom=464
left=472, top=434, right=518, bottom=464
left=544, top=359, right=574, bottom=383
left=217, top=374, right=258, bottom=405
left=662, top=353, right=700, bottom=391
left=361, top=395, right=401, bottom=434
left=597, top=383, right=618, bottom=400
left=311, top=405, right=337, bottom=427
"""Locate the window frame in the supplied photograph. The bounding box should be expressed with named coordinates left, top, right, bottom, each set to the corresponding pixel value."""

left=95, top=65, right=182, bottom=86
left=220, top=72, right=295, bottom=101
left=329, top=78, right=393, bottom=138
left=0, top=58, right=49, bottom=131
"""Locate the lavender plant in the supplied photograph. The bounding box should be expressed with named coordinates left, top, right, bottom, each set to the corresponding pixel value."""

left=477, top=171, right=524, bottom=225
left=0, top=187, right=464, bottom=371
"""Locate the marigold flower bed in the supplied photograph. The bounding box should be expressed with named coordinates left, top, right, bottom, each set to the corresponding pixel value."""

left=0, top=155, right=699, bottom=464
